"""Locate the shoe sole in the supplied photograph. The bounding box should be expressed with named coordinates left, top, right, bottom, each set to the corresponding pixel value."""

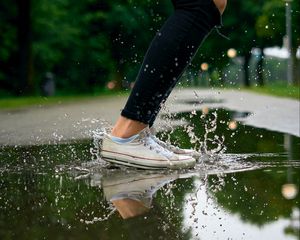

left=102, top=156, right=166, bottom=170
left=102, top=151, right=195, bottom=170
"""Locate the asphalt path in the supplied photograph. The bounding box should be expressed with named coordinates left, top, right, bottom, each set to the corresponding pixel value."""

left=0, top=89, right=299, bottom=146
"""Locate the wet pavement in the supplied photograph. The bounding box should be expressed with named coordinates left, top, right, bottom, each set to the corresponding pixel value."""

left=0, top=107, right=299, bottom=239
left=0, top=89, right=299, bottom=146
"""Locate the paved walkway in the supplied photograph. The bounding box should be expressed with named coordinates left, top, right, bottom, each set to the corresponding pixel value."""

left=0, top=89, right=299, bottom=146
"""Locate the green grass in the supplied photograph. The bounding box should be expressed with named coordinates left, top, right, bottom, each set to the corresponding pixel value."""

left=0, top=90, right=129, bottom=110
left=246, top=83, right=300, bottom=100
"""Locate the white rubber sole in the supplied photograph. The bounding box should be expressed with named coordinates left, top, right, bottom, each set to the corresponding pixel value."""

left=101, top=150, right=195, bottom=170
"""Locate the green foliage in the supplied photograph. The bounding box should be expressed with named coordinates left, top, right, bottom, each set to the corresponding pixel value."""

left=256, top=0, right=300, bottom=46
left=256, top=0, right=285, bottom=44
left=32, top=0, right=114, bottom=93
left=0, top=1, right=17, bottom=92
left=0, top=0, right=299, bottom=95
left=196, top=0, right=262, bottom=67
left=0, top=0, right=172, bottom=95
left=196, top=0, right=300, bottom=86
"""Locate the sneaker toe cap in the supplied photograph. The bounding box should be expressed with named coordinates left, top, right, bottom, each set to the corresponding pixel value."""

left=169, top=154, right=195, bottom=169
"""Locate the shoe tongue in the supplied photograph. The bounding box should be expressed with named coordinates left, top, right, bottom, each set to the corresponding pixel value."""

left=149, top=126, right=156, bottom=135
left=136, top=126, right=175, bottom=158
left=137, top=126, right=151, bottom=138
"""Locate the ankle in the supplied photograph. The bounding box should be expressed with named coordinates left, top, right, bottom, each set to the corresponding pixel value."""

left=111, top=116, right=148, bottom=138
left=111, top=129, right=131, bottom=138
left=111, top=127, right=145, bottom=138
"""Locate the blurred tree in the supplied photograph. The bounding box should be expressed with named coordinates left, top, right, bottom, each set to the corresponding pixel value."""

left=32, top=0, right=114, bottom=93
left=222, top=0, right=262, bottom=87
left=0, top=0, right=298, bottom=96
left=0, top=1, right=17, bottom=95
left=255, top=1, right=285, bottom=86
left=209, top=169, right=300, bottom=227
left=17, top=0, right=33, bottom=95
left=256, top=0, right=300, bottom=85
left=193, top=0, right=263, bottom=87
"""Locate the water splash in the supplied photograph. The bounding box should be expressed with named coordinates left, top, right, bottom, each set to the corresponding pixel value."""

left=85, top=118, right=114, bottom=167
left=200, top=111, right=226, bottom=156
left=82, top=207, right=117, bottom=224
left=90, top=128, right=105, bottom=161
left=183, top=109, right=226, bottom=163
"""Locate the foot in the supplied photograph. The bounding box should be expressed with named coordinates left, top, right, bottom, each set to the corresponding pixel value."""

left=101, top=127, right=196, bottom=170
left=149, top=126, right=201, bottom=159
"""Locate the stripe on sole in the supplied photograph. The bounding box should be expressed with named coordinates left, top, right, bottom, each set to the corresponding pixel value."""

left=102, top=156, right=168, bottom=170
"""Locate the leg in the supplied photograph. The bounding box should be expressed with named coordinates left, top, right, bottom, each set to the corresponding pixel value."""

left=148, top=0, right=227, bottom=127
left=112, top=0, right=224, bottom=137
left=212, top=0, right=227, bottom=14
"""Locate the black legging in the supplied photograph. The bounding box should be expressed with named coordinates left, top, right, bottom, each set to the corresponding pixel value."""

left=121, top=0, right=222, bottom=127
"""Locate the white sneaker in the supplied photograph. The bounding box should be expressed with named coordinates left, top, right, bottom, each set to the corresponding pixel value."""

left=149, top=126, right=201, bottom=159
left=101, top=127, right=196, bottom=170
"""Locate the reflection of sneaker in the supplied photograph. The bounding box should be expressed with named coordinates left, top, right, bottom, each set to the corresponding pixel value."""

left=102, top=170, right=178, bottom=209
left=149, top=127, right=201, bottom=159
left=101, top=127, right=195, bottom=170
left=102, top=170, right=180, bottom=219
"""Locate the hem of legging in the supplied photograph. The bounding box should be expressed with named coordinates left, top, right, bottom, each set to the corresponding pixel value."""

left=208, top=0, right=228, bottom=40
left=121, top=109, right=150, bottom=125
left=209, top=0, right=223, bottom=28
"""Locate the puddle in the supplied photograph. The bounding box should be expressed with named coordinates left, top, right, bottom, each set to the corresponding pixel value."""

left=178, top=98, right=224, bottom=105
left=0, top=109, right=299, bottom=239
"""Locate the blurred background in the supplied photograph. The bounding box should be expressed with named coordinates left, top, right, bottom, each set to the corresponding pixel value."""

left=0, top=0, right=299, bottom=98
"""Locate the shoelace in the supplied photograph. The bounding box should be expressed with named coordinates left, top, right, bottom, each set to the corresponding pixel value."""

left=151, top=135, right=181, bottom=152
left=141, top=136, right=174, bottom=159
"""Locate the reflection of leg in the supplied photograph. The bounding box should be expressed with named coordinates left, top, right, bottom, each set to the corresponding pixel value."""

left=112, top=199, right=150, bottom=219
left=120, top=0, right=221, bottom=129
